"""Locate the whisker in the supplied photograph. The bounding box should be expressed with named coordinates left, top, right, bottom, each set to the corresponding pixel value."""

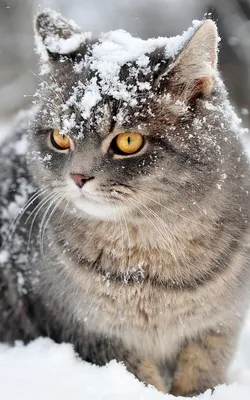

left=128, top=197, right=177, bottom=262
left=136, top=197, right=174, bottom=239
left=2, top=186, right=50, bottom=248
left=133, top=197, right=179, bottom=263
left=26, top=191, right=59, bottom=252
left=29, top=69, right=64, bottom=105
left=138, top=190, right=203, bottom=226
left=25, top=191, right=57, bottom=225
left=119, top=203, right=132, bottom=269
left=39, top=194, right=63, bottom=260
left=117, top=201, right=125, bottom=269
left=56, top=198, right=69, bottom=228
left=49, top=72, right=66, bottom=103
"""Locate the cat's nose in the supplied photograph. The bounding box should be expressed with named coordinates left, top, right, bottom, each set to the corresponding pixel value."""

left=70, top=173, right=94, bottom=188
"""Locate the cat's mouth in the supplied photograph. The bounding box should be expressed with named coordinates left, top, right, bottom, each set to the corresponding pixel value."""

left=72, top=193, right=127, bottom=220
left=80, top=189, right=104, bottom=202
left=64, top=177, right=130, bottom=220
left=78, top=183, right=126, bottom=204
left=68, top=175, right=132, bottom=203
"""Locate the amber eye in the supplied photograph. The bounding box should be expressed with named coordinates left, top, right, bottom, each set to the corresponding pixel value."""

left=114, top=132, right=144, bottom=155
left=51, top=129, right=71, bottom=150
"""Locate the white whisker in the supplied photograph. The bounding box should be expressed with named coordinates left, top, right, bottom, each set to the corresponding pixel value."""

left=2, top=186, right=50, bottom=247
left=117, top=202, right=125, bottom=269
left=128, top=197, right=178, bottom=263
left=26, top=191, right=59, bottom=252
left=29, top=69, right=64, bottom=105
left=119, top=203, right=132, bottom=269
left=39, top=194, right=63, bottom=260
left=139, top=190, right=202, bottom=226
left=133, top=197, right=179, bottom=263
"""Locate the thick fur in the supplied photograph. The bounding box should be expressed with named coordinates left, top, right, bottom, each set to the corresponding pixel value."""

left=0, top=12, right=250, bottom=397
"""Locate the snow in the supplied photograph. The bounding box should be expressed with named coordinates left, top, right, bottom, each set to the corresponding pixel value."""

left=46, top=32, right=90, bottom=54
left=72, top=20, right=202, bottom=115
left=0, top=319, right=250, bottom=400
left=36, top=11, right=204, bottom=123
left=241, top=108, right=249, bottom=116
left=37, top=9, right=202, bottom=60
left=0, top=119, right=12, bottom=144
left=0, top=249, right=9, bottom=264
left=0, top=338, right=165, bottom=400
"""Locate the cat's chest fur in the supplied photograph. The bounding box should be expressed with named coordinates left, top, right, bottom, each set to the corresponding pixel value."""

left=40, top=215, right=238, bottom=360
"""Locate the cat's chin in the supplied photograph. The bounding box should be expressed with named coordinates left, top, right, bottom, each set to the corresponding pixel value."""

left=73, top=197, right=124, bottom=221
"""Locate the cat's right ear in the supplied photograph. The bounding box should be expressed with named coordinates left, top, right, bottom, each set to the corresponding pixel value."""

left=34, top=9, right=90, bottom=63
left=156, top=20, right=219, bottom=103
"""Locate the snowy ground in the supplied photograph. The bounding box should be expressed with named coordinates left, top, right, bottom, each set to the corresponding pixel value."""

left=1, top=120, right=250, bottom=399
left=0, top=316, right=250, bottom=400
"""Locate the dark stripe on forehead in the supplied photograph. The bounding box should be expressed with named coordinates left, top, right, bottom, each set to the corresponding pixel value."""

left=147, top=47, right=172, bottom=79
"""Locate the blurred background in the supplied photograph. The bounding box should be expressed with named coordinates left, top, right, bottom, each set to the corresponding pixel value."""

left=0, top=0, right=249, bottom=129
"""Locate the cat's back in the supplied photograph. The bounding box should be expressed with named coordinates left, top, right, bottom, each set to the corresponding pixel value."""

left=0, top=110, right=43, bottom=342
left=0, top=111, right=35, bottom=251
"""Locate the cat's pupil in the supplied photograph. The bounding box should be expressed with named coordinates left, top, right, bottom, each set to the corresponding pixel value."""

left=127, top=136, right=131, bottom=145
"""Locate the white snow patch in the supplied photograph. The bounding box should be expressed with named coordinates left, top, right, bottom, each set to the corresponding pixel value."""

left=79, top=78, right=102, bottom=119
left=13, top=135, right=28, bottom=156
left=7, top=202, right=21, bottom=219
left=45, top=32, right=91, bottom=55
left=70, top=21, right=202, bottom=119
left=0, top=338, right=166, bottom=400
left=0, top=250, right=9, bottom=264
left=241, top=108, right=249, bottom=116
left=0, top=329, right=250, bottom=400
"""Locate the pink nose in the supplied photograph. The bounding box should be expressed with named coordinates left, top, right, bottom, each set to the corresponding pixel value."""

left=70, top=173, right=94, bottom=188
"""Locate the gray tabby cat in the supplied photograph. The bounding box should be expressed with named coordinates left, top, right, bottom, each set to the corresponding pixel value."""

left=0, top=10, right=250, bottom=397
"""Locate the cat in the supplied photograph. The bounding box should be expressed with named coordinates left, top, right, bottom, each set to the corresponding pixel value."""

left=0, top=9, right=250, bottom=397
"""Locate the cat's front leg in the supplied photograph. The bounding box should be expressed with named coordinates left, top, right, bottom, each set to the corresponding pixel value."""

left=170, top=327, right=237, bottom=397
left=82, top=336, right=169, bottom=392
left=123, top=353, right=169, bottom=393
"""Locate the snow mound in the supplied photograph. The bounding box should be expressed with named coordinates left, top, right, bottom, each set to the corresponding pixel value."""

left=0, top=338, right=166, bottom=400
left=0, top=306, right=250, bottom=400
left=1, top=321, right=250, bottom=400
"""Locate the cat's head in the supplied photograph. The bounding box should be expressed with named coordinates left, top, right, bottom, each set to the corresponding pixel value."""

left=29, top=10, right=229, bottom=222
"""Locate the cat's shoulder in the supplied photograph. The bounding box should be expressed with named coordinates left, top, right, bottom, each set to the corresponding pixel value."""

left=0, top=108, right=37, bottom=246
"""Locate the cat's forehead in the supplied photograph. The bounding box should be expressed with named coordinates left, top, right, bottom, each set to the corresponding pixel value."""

left=36, top=21, right=205, bottom=138
left=59, top=36, right=172, bottom=116
left=42, top=38, right=175, bottom=135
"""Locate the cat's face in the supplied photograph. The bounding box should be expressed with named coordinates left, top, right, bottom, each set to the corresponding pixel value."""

left=29, top=10, right=224, bottom=221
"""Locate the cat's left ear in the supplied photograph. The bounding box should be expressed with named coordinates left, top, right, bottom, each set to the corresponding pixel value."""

left=34, top=9, right=89, bottom=61
left=160, top=20, right=219, bottom=102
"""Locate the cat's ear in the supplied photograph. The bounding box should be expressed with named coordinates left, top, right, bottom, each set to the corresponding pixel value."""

left=34, top=10, right=89, bottom=61
left=160, top=20, right=219, bottom=103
